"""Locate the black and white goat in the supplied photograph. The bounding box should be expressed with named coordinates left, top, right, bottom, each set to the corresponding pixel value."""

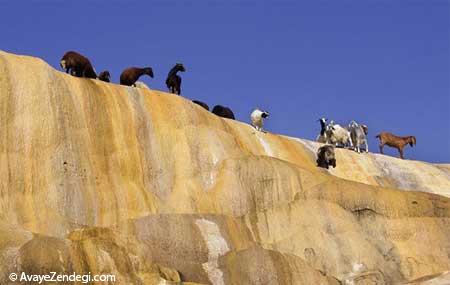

left=251, top=108, right=269, bottom=132
left=316, top=118, right=328, bottom=143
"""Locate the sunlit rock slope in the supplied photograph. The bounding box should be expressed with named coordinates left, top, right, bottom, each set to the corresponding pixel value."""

left=0, top=51, right=449, bottom=284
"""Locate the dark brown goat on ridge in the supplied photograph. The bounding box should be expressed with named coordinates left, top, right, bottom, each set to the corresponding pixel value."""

left=376, top=132, right=416, bottom=159
left=60, top=51, right=97, bottom=79
left=120, top=67, right=154, bottom=86
left=97, top=70, right=111, bottom=82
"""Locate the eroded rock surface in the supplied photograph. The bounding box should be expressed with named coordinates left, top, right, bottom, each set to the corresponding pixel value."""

left=0, top=51, right=449, bottom=284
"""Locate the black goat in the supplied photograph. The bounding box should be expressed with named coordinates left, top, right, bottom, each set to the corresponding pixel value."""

left=212, top=105, right=235, bottom=120
left=165, top=63, right=185, bottom=95
left=192, top=100, right=209, bottom=111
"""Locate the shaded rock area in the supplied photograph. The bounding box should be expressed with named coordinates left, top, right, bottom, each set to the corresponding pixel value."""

left=0, top=51, right=449, bottom=284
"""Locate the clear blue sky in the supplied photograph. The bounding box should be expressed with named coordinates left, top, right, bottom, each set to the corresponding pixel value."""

left=1, top=1, right=449, bottom=162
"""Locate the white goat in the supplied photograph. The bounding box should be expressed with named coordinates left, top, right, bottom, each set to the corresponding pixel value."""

left=316, top=118, right=328, bottom=143
left=348, top=121, right=368, bottom=153
left=251, top=108, right=269, bottom=132
left=326, top=121, right=353, bottom=148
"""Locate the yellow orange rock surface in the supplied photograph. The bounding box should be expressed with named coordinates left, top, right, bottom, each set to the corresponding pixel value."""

left=0, top=51, right=449, bottom=284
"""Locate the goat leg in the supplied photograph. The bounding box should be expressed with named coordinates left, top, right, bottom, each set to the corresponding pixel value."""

left=399, top=148, right=404, bottom=159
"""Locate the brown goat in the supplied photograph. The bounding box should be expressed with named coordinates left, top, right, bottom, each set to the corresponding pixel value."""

left=316, top=145, right=336, bottom=169
left=376, top=132, right=416, bottom=159
left=60, top=51, right=97, bottom=79
left=97, top=70, right=111, bottom=82
left=120, top=67, right=154, bottom=86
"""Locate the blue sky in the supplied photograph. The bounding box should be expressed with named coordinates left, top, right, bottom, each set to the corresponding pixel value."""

left=1, top=1, right=449, bottom=162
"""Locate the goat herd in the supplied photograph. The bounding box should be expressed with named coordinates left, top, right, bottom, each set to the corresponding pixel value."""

left=59, top=51, right=236, bottom=119
left=58, top=51, right=417, bottom=169
left=314, top=118, right=416, bottom=169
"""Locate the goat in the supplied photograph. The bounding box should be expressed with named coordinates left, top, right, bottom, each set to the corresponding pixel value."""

left=316, top=118, right=328, bottom=143
left=348, top=121, right=369, bottom=153
left=212, top=105, right=235, bottom=120
left=317, top=145, right=337, bottom=169
left=326, top=121, right=353, bottom=148
left=251, top=108, right=269, bottom=132
left=376, top=132, right=416, bottom=159
left=97, top=71, right=111, bottom=82
left=60, top=51, right=97, bottom=78
left=120, top=67, right=153, bottom=86
left=192, top=100, right=209, bottom=111
left=166, top=63, right=185, bottom=95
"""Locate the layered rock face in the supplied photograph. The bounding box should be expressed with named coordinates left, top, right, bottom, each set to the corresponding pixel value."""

left=0, top=51, right=449, bottom=284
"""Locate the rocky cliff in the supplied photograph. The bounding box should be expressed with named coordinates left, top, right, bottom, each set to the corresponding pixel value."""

left=0, top=51, right=449, bottom=284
